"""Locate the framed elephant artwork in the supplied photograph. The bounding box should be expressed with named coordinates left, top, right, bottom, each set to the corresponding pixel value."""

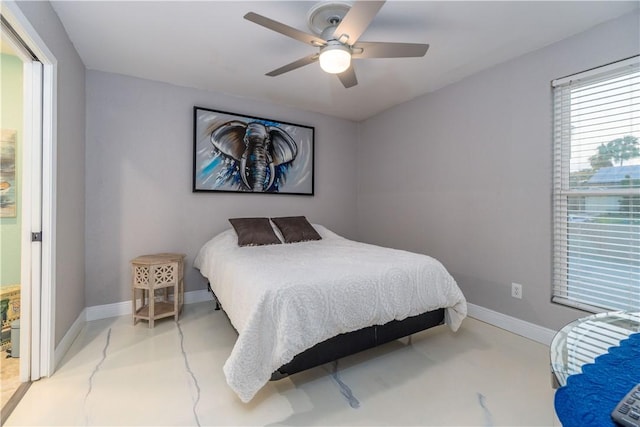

left=193, top=107, right=314, bottom=195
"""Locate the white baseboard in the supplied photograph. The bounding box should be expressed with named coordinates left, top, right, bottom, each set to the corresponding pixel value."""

left=184, top=289, right=211, bottom=305
left=54, top=308, right=86, bottom=370
left=466, top=303, right=557, bottom=346
left=85, top=300, right=130, bottom=321
left=85, top=289, right=213, bottom=321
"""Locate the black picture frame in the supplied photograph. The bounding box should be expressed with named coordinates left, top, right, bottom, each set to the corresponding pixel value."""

left=193, top=106, right=314, bottom=195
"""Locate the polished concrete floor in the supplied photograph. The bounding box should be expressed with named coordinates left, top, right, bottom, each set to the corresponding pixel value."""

left=5, top=301, right=560, bottom=426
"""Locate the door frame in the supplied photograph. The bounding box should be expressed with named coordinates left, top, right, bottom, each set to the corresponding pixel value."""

left=2, top=1, right=57, bottom=381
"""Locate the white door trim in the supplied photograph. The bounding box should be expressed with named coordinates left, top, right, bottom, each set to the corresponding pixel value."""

left=27, top=60, right=43, bottom=381
left=40, top=61, right=56, bottom=378
left=3, top=0, right=57, bottom=380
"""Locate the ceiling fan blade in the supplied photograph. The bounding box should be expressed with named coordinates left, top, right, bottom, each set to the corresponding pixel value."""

left=266, top=54, right=319, bottom=77
left=352, top=42, right=429, bottom=58
left=337, top=66, right=358, bottom=88
left=244, top=12, right=326, bottom=47
left=333, top=1, right=385, bottom=45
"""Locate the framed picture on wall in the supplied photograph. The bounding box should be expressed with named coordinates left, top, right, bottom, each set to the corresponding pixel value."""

left=193, top=107, right=314, bottom=195
left=0, top=129, right=17, bottom=218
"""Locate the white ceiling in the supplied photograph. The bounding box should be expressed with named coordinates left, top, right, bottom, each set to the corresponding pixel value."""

left=50, top=1, right=638, bottom=122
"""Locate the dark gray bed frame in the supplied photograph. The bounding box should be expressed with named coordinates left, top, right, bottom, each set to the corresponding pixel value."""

left=207, top=283, right=445, bottom=380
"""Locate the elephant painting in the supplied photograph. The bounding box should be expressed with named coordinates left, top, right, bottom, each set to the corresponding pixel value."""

left=194, top=107, right=314, bottom=195
left=210, top=121, right=297, bottom=192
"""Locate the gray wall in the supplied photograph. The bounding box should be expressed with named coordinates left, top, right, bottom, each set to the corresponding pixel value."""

left=356, top=11, right=640, bottom=331
left=85, top=71, right=359, bottom=307
left=15, top=1, right=87, bottom=347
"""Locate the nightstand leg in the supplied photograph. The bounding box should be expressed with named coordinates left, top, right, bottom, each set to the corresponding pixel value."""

left=149, top=289, right=154, bottom=329
left=174, top=283, right=179, bottom=322
left=132, top=288, right=137, bottom=325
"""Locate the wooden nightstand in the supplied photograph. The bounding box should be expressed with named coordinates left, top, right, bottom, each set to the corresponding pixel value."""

left=131, top=253, right=185, bottom=328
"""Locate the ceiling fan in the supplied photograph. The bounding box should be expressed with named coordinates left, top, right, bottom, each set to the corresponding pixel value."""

left=244, top=1, right=429, bottom=88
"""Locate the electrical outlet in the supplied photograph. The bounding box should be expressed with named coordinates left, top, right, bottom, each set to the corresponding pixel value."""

left=511, top=283, right=523, bottom=299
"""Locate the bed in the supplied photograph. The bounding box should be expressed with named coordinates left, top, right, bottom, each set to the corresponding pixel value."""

left=194, top=220, right=467, bottom=402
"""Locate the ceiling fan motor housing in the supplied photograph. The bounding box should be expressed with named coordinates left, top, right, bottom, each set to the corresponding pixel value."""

left=306, top=1, right=352, bottom=36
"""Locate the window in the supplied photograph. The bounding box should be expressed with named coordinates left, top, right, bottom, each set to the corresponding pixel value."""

left=552, top=56, right=640, bottom=313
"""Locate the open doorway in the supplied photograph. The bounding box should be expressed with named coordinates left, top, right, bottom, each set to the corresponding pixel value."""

left=0, top=7, right=55, bottom=417
left=1, top=20, right=28, bottom=411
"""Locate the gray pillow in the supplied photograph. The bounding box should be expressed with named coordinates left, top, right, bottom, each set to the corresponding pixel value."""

left=229, top=217, right=282, bottom=247
left=271, top=216, right=322, bottom=243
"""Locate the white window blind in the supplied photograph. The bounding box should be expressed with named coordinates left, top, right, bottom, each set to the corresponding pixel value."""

left=552, top=56, right=640, bottom=313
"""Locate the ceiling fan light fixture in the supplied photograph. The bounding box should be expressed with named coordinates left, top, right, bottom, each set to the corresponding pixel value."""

left=319, top=42, right=351, bottom=74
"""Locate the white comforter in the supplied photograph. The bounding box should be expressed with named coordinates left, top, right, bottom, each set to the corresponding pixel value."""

left=194, top=225, right=467, bottom=402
